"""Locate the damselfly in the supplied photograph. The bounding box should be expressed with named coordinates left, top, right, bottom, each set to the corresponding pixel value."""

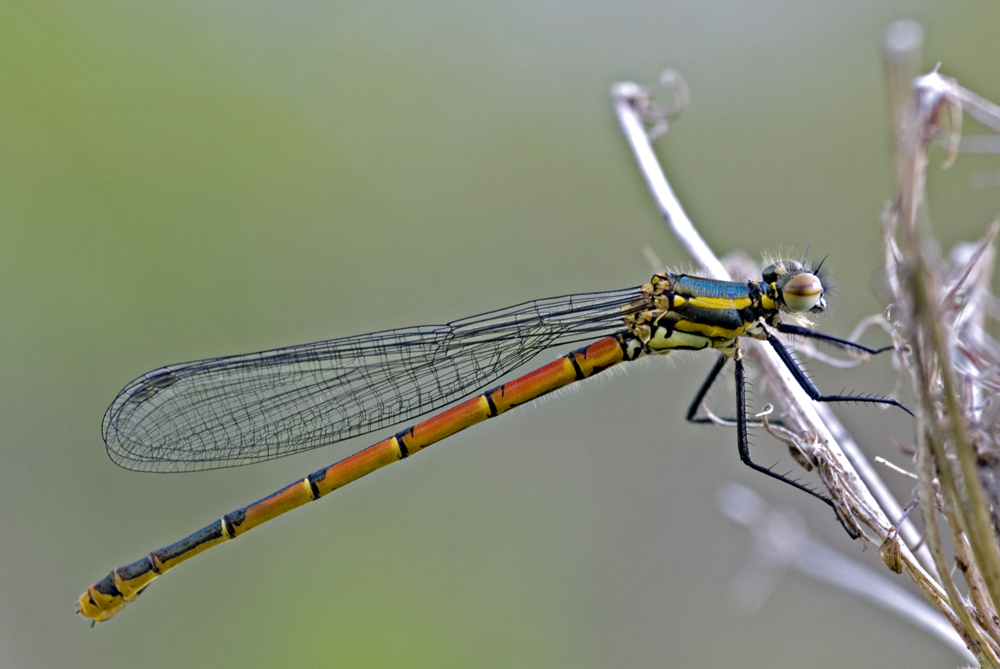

left=78, top=259, right=908, bottom=622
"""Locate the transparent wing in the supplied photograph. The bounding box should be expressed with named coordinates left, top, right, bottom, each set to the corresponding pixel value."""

left=104, top=286, right=643, bottom=472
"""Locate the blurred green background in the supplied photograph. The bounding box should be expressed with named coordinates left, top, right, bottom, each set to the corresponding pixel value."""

left=2, top=1, right=998, bottom=667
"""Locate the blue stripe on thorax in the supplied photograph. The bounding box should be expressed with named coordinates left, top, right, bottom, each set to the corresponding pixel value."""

left=672, top=275, right=752, bottom=301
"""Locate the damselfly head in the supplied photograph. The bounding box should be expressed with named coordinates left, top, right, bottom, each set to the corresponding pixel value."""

left=761, top=260, right=827, bottom=314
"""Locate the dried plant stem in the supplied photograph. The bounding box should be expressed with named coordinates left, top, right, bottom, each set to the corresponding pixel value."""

left=610, top=72, right=942, bottom=603
left=718, top=483, right=975, bottom=661
left=610, top=79, right=724, bottom=279
left=612, top=22, right=1000, bottom=662
left=883, top=18, right=1000, bottom=666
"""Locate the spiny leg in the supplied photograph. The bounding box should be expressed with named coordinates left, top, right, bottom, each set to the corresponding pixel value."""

left=685, top=352, right=786, bottom=428
left=685, top=350, right=863, bottom=536
left=732, top=358, right=830, bottom=505
left=733, top=358, right=858, bottom=536
left=685, top=353, right=729, bottom=424
left=766, top=334, right=912, bottom=416
left=684, top=331, right=905, bottom=422
left=685, top=340, right=900, bottom=536
left=686, top=353, right=819, bottom=503
left=775, top=323, right=894, bottom=355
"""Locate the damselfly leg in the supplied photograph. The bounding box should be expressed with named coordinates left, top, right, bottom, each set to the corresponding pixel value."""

left=686, top=324, right=909, bottom=528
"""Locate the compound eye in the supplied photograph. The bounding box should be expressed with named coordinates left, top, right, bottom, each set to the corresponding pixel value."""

left=780, top=273, right=823, bottom=312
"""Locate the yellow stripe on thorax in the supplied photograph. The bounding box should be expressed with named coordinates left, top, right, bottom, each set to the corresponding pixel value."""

left=683, top=295, right=753, bottom=311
